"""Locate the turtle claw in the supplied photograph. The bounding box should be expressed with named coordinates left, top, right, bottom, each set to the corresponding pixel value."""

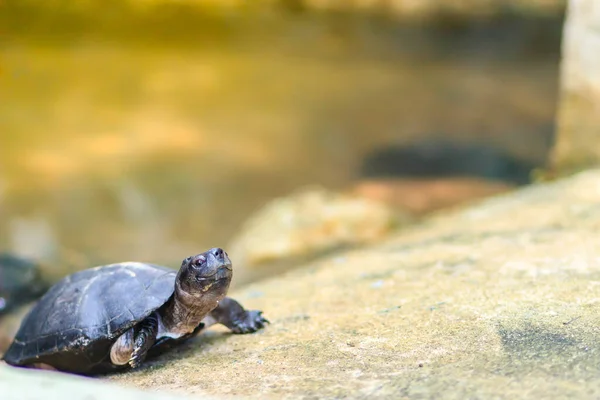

left=128, top=312, right=159, bottom=369
left=129, top=342, right=151, bottom=369
left=231, top=310, right=269, bottom=334
left=129, top=349, right=144, bottom=369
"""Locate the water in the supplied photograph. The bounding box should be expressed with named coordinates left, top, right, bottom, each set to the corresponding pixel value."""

left=0, top=9, right=562, bottom=280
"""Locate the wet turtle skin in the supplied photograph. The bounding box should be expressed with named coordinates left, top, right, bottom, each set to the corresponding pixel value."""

left=0, top=253, right=49, bottom=316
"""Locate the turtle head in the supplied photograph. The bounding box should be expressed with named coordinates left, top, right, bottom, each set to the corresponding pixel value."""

left=176, top=248, right=233, bottom=299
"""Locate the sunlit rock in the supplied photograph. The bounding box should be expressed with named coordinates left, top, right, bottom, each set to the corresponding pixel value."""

left=228, top=186, right=407, bottom=286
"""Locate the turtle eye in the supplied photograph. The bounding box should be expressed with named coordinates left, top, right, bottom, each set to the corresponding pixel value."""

left=193, top=255, right=207, bottom=266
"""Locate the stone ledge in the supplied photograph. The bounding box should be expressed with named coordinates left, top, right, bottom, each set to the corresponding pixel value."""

left=102, top=168, right=600, bottom=399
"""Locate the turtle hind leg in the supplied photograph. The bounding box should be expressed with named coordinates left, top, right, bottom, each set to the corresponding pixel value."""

left=110, top=327, right=135, bottom=365
left=206, top=297, right=269, bottom=334
left=128, top=312, right=159, bottom=369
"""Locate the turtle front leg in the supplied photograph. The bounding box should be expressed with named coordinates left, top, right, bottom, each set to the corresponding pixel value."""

left=129, top=312, right=159, bottom=368
left=205, top=297, right=269, bottom=334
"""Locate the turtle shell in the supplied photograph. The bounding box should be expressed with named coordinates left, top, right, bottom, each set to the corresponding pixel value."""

left=2, top=262, right=176, bottom=375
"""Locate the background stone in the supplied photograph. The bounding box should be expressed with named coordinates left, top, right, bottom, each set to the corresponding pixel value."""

left=228, top=186, right=405, bottom=286
left=552, top=0, right=600, bottom=173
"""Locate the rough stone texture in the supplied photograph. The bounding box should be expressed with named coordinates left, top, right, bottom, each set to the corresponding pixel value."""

left=0, top=364, right=208, bottom=400
left=552, top=0, right=600, bottom=173
left=228, top=187, right=406, bottom=286
left=105, top=168, right=600, bottom=399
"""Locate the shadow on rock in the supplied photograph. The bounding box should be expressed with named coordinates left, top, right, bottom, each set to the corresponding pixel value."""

left=497, top=322, right=600, bottom=377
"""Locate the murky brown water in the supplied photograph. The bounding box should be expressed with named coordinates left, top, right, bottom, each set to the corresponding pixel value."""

left=0, top=9, right=562, bottom=281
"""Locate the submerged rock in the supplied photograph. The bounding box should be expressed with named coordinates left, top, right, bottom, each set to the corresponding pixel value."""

left=106, top=168, right=600, bottom=399
left=360, top=139, right=536, bottom=185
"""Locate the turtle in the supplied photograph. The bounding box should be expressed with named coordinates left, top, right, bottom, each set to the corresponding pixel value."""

left=1, top=247, right=268, bottom=375
left=0, top=253, right=49, bottom=317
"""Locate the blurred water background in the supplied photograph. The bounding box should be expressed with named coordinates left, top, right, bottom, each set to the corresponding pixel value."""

left=0, top=0, right=564, bottom=282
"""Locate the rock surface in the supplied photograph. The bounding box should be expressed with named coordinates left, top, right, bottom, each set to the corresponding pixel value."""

left=228, top=187, right=406, bottom=286
left=352, top=177, right=515, bottom=216
left=0, top=363, right=207, bottom=400
left=101, top=168, right=600, bottom=398
left=552, top=0, right=600, bottom=173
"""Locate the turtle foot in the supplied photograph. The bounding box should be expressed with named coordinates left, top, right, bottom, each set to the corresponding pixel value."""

left=230, top=310, right=269, bottom=334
